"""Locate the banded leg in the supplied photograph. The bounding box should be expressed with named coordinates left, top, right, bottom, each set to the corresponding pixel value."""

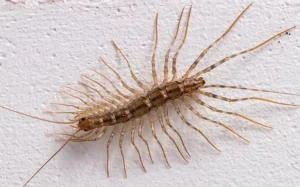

left=171, top=100, right=221, bottom=152
left=92, top=69, right=131, bottom=100
left=106, top=126, right=118, bottom=177
left=119, top=123, right=127, bottom=178
left=111, top=40, right=146, bottom=90
left=183, top=3, right=252, bottom=78
left=99, top=57, right=138, bottom=94
left=138, top=118, right=154, bottom=163
left=182, top=98, right=249, bottom=142
left=171, top=5, right=192, bottom=81
left=78, top=81, right=115, bottom=109
left=147, top=114, right=171, bottom=168
left=190, top=96, right=272, bottom=129
left=81, top=74, right=125, bottom=103
left=50, top=103, right=82, bottom=110
left=151, top=13, right=159, bottom=86
left=64, top=86, right=97, bottom=103
left=131, top=120, right=147, bottom=172
left=197, top=90, right=300, bottom=106
left=61, top=90, right=90, bottom=106
left=193, top=26, right=295, bottom=77
left=202, top=84, right=300, bottom=97
left=163, top=7, right=184, bottom=83
left=156, top=108, right=188, bottom=163
left=163, top=105, right=191, bottom=157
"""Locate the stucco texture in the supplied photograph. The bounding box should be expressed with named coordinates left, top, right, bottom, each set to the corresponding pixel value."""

left=0, top=0, right=300, bottom=187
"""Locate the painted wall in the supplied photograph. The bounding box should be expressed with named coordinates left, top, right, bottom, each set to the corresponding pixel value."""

left=0, top=0, right=299, bottom=186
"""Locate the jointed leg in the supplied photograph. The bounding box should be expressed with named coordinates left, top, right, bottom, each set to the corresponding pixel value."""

left=171, top=5, right=192, bottom=81
left=91, top=69, right=131, bottom=100
left=202, top=84, right=300, bottom=97
left=61, top=90, right=90, bottom=106
left=131, top=120, right=147, bottom=172
left=183, top=3, right=252, bottom=78
left=147, top=113, right=171, bottom=168
left=190, top=95, right=272, bottom=128
left=171, top=100, right=221, bottom=152
left=163, top=105, right=191, bottom=157
left=181, top=98, right=249, bottom=142
left=151, top=14, right=159, bottom=86
left=99, top=57, right=138, bottom=94
left=111, top=40, right=146, bottom=90
left=163, top=7, right=184, bottom=83
left=119, top=123, right=128, bottom=178
left=106, top=126, right=118, bottom=177
left=193, top=26, right=295, bottom=77
left=197, top=90, right=300, bottom=106
left=156, top=108, right=188, bottom=163
left=50, top=102, right=82, bottom=110
left=138, top=118, right=154, bottom=163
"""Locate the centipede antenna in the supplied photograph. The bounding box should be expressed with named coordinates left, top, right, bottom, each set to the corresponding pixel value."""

left=23, top=130, right=80, bottom=187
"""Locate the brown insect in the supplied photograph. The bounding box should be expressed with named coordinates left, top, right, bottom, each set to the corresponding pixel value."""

left=0, top=3, right=297, bottom=186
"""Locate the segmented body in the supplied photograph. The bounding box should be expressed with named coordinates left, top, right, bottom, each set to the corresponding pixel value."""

left=0, top=3, right=297, bottom=186
left=79, top=78, right=205, bottom=130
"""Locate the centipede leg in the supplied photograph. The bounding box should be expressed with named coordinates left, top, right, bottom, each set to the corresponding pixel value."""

left=131, top=120, right=147, bottom=172
left=111, top=41, right=146, bottom=90
left=163, top=7, right=184, bottom=83
left=163, top=105, right=191, bottom=157
left=171, top=100, right=221, bottom=152
left=193, top=26, right=295, bottom=77
left=106, top=126, right=118, bottom=178
left=151, top=13, right=159, bottom=86
left=138, top=118, right=154, bottom=163
left=147, top=114, right=171, bottom=168
left=182, top=98, right=249, bottom=143
left=190, top=95, right=272, bottom=129
left=119, top=123, right=128, bottom=178
left=202, top=84, right=300, bottom=97
left=197, top=90, right=300, bottom=106
left=156, top=108, right=188, bottom=163
left=171, top=5, right=192, bottom=81
left=183, top=3, right=252, bottom=78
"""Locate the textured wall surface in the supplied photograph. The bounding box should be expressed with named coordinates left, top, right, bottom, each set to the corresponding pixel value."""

left=1, top=0, right=300, bottom=187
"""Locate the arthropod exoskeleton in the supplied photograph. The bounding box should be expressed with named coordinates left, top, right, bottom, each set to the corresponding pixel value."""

left=1, top=3, right=298, bottom=186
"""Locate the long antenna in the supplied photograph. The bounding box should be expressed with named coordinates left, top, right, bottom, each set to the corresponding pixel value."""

left=23, top=130, right=80, bottom=186
left=0, top=106, right=77, bottom=124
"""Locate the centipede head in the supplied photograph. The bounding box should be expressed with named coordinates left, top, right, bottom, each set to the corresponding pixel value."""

left=78, top=117, right=95, bottom=131
left=183, top=77, right=205, bottom=93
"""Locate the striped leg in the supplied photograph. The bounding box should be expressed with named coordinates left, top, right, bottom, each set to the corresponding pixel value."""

left=131, top=120, right=147, bottom=172
left=91, top=69, right=131, bottom=100
left=163, top=105, right=191, bottom=157
left=61, top=90, right=90, bottom=106
left=183, top=3, right=252, bottom=78
left=197, top=90, right=300, bottom=106
left=119, top=123, right=128, bottom=178
left=171, top=5, right=192, bottom=81
left=99, top=57, right=138, bottom=94
left=50, top=103, right=82, bottom=110
left=190, top=95, right=272, bottom=129
left=171, top=100, right=221, bottom=152
left=193, top=26, right=295, bottom=78
left=78, top=81, right=114, bottom=109
left=151, top=14, right=159, bottom=86
left=106, top=126, right=118, bottom=177
left=163, top=7, right=184, bottom=83
left=147, top=113, right=171, bottom=168
left=138, top=118, right=154, bottom=163
left=202, top=84, right=300, bottom=97
left=64, top=86, right=97, bottom=103
left=111, top=40, right=146, bottom=90
left=81, top=74, right=125, bottom=103
left=156, top=108, right=188, bottom=163
left=182, top=98, right=249, bottom=142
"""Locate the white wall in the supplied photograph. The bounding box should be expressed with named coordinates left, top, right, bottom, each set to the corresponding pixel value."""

left=0, top=0, right=300, bottom=187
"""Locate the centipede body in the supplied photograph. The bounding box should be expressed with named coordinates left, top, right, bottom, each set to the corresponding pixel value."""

left=0, top=1, right=300, bottom=187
